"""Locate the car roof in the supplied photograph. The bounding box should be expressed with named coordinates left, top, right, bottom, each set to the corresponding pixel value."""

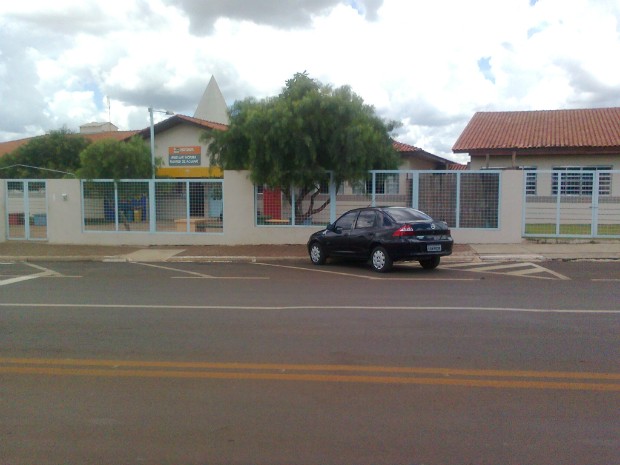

left=343, top=206, right=428, bottom=216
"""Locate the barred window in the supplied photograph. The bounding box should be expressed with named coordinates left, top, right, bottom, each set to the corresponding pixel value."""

left=355, top=173, right=400, bottom=195
left=552, top=166, right=612, bottom=195
left=524, top=167, right=537, bottom=196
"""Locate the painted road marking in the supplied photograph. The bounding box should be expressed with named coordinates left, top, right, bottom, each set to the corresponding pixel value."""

left=132, top=262, right=268, bottom=280
left=0, top=303, right=618, bottom=314
left=441, top=261, right=571, bottom=280
left=0, top=272, right=51, bottom=287
left=254, top=262, right=479, bottom=280
left=0, top=263, right=65, bottom=287
left=1, top=357, right=618, bottom=391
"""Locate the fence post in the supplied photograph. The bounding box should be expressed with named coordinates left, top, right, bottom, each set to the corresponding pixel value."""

left=592, top=172, right=599, bottom=236
left=455, top=173, right=461, bottom=228
left=113, top=182, right=119, bottom=231
left=291, top=184, right=296, bottom=225
left=411, top=171, right=419, bottom=209
left=371, top=171, right=376, bottom=206
left=555, top=172, right=562, bottom=236
left=149, top=180, right=156, bottom=232
left=329, top=171, right=336, bottom=223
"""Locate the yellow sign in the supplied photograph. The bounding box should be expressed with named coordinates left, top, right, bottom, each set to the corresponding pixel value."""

left=157, top=166, right=223, bottom=178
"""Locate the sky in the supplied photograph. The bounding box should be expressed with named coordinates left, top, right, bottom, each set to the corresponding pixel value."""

left=1, top=0, right=620, bottom=164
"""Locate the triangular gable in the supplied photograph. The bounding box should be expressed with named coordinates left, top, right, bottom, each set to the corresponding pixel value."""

left=193, top=76, right=230, bottom=125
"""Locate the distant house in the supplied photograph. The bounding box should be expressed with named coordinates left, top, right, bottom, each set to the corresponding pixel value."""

left=137, top=114, right=228, bottom=178
left=0, top=129, right=140, bottom=158
left=393, top=141, right=457, bottom=170
left=452, top=108, right=620, bottom=171
left=453, top=107, right=620, bottom=197
left=1, top=75, right=458, bottom=179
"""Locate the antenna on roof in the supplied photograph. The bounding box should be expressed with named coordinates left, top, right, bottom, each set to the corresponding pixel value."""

left=107, top=96, right=111, bottom=123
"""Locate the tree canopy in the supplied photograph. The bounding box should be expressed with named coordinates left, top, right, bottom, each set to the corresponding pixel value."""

left=206, top=72, right=400, bottom=220
left=0, top=128, right=90, bottom=179
left=78, top=136, right=153, bottom=180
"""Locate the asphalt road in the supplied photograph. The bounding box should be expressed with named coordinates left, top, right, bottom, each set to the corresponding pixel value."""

left=1, top=259, right=619, bottom=465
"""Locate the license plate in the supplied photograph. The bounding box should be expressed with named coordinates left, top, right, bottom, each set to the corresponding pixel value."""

left=427, top=244, right=442, bottom=252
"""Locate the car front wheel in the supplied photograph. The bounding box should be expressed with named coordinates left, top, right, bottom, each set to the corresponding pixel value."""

left=309, top=242, right=327, bottom=265
left=371, top=246, right=393, bottom=272
left=419, top=256, right=440, bottom=270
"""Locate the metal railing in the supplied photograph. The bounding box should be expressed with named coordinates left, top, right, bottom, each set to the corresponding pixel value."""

left=523, top=170, right=620, bottom=238
left=81, top=179, right=224, bottom=233
left=5, top=180, right=48, bottom=240
left=255, top=170, right=501, bottom=229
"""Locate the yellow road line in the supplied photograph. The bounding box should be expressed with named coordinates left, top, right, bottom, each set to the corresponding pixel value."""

left=1, top=357, right=619, bottom=380
left=1, top=358, right=619, bottom=391
left=1, top=366, right=619, bottom=391
left=1, top=303, right=619, bottom=313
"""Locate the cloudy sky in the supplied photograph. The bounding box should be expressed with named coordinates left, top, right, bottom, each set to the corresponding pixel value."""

left=1, top=0, right=619, bottom=163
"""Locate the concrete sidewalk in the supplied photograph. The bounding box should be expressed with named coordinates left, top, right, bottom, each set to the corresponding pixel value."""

left=1, top=240, right=619, bottom=262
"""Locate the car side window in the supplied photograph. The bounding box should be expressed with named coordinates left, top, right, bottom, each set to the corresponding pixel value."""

left=379, top=212, right=393, bottom=227
left=355, top=210, right=377, bottom=229
left=334, top=211, right=358, bottom=231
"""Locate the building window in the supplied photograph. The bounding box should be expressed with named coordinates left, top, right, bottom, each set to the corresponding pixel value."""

left=523, top=167, right=537, bottom=196
left=483, top=166, right=538, bottom=195
left=552, top=166, right=612, bottom=196
left=354, top=174, right=400, bottom=195
left=351, top=180, right=366, bottom=195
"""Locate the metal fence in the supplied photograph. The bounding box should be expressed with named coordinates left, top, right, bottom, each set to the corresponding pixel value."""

left=82, top=179, right=224, bottom=233
left=5, top=180, right=48, bottom=240
left=523, top=170, right=620, bottom=238
left=255, top=170, right=501, bottom=228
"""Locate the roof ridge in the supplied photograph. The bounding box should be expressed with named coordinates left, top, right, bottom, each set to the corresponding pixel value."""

left=453, top=107, right=620, bottom=152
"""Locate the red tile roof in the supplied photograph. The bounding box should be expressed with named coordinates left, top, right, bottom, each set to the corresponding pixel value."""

left=452, top=107, right=620, bottom=153
left=0, top=131, right=139, bottom=157
left=137, top=114, right=228, bottom=138
left=0, top=114, right=227, bottom=158
left=0, top=137, right=32, bottom=157
left=177, top=114, right=228, bottom=131
left=81, top=130, right=140, bottom=142
left=393, top=140, right=423, bottom=152
left=392, top=139, right=457, bottom=167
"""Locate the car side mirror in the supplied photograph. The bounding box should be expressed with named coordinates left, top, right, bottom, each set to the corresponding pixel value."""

left=327, top=223, right=341, bottom=234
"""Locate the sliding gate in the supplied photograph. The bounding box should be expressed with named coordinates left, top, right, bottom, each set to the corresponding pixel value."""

left=5, top=180, right=48, bottom=240
left=523, top=170, right=620, bottom=238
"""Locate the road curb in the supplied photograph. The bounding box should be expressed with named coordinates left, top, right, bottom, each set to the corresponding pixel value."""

left=479, top=254, right=546, bottom=262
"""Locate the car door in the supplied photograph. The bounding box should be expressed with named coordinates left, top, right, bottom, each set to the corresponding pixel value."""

left=348, top=209, right=379, bottom=257
left=323, top=210, right=359, bottom=256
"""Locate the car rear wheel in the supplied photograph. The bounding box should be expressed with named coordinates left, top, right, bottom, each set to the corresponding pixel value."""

left=419, top=256, right=440, bottom=270
left=371, top=246, right=393, bottom=272
left=309, top=242, right=327, bottom=265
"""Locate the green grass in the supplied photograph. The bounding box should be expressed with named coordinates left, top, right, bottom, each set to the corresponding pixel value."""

left=525, top=223, right=620, bottom=235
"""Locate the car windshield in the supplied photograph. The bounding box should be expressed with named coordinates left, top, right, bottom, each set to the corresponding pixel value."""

left=385, top=208, right=432, bottom=222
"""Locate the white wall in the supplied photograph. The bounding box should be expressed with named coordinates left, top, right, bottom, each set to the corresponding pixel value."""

left=154, top=125, right=213, bottom=169
left=470, top=154, right=620, bottom=195
left=451, top=170, right=524, bottom=244
left=2, top=170, right=526, bottom=245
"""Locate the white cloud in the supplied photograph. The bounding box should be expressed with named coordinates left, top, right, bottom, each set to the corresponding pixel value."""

left=1, top=0, right=620, bottom=164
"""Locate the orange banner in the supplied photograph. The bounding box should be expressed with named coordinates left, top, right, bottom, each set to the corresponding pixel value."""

left=168, top=146, right=201, bottom=155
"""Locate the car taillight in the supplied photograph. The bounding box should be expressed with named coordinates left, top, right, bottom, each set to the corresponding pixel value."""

left=393, top=225, right=416, bottom=237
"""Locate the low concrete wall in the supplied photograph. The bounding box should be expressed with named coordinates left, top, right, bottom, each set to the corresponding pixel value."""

left=1, top=170, right=525, bottom=245
left=451, top=170, right=524, bottom=244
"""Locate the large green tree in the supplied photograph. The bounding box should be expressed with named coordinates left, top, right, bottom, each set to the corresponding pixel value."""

left=0, top=128, right=90, bottom=178
left=206, top=72, right=400, bottom=221
left=78, top=136, right=153, bottom=180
